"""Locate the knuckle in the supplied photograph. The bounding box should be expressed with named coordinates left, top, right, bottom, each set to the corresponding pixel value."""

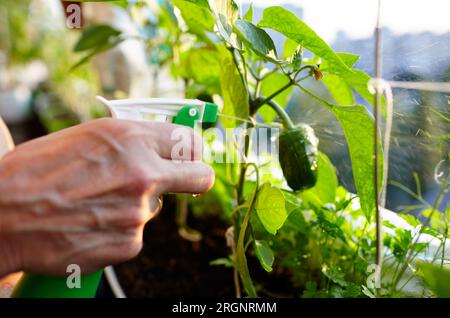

left=127, top=164, right=158, bottom=194
left=124, top=240, right=143, bottom=260
left=121, top=206, right=149, bottom=228
left=94, top=118, right=135, bottom=136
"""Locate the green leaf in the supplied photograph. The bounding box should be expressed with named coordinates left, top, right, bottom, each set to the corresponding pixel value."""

left=299, top=86, right=383, bottom=218
left=255, top=183, right=288, bottom=235
left=210, top=257, right=233, bottom=267
left=74, top=24, right=121, bottom=52
left=173, top=0, right=216, bottom=34
left=320, top=52, right=386, bottom=115
left=243, top=3, right=253, bottom=22
left=212, top=0, right=241, bottom=48
left=283, top=38, right=299, bottom=58
left=337, top=52, right=360, bottom=67
left=343, top=69, right=385, bottom=113
left=213, top=0, right=239, bottom=21
left=324, top=66, right=387, bottom=117
left=183, top=0, right=211, bottom=8
left=71, top=36, right=123, bottom=70
left=322, top=74, right=355, bottom=105
left=300, top=152, right=338, bottom=206
left=217, top=47, right=249, bottom=127
left=398, top=213, right=421, bottom=227
left=259, top=72, right=293, bottom=122
left=180, top=47, right=221, bottom=93
left=418, top=262, right=450, bottom=297
left=234, top=19, right=277, bottom=59
left=331, top=105, right=382, bottom=218
left=258, top=6, right=350, bottom=74
left=321, top=52, right=360, bottom=71
left=254, top=240, right=274, bottom=272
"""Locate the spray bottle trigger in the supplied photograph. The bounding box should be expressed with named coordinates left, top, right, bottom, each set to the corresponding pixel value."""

left=172, top=105, right=200, bottom=128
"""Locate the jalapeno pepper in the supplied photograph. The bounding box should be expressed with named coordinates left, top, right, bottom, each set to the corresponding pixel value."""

left=278, top=124, right=319, bottom=191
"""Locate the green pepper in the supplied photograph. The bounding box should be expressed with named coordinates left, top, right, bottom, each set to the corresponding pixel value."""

left=278, top=124, right=319, bottom=191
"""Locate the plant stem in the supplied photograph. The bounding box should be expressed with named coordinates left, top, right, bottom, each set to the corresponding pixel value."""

left=233, top=262, right=241, bottom=298
left=252, top=65, right=314, bottom=113
left=442, top=226, right=448, bottom=268
left=234, top=118, right=255, bottom=296
left=257, top=81, right=293, bottom=107
left=230, top=48, right=251, bottom=98
left=266, top=100, right=295, bottom=130
left=373, top=0, right=384, bottom=297
left=235, top=163, right=260, bottom=297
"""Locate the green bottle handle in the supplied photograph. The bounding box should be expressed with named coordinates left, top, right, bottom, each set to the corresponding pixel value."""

left=11, top=270, right=103, bottom=298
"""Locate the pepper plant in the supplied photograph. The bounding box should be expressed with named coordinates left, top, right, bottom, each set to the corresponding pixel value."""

left=71, top=0, right=449, bottom=298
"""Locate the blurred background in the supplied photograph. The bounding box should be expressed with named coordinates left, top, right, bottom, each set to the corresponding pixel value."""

left=0, top=0, right=448, bottom=213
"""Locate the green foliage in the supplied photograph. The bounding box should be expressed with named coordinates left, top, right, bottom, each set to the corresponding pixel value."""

left=178, top=47, right=221, bottom=93
left=322, top=74, right=355, bottom=105
left=259, top=72, right=293, bottom=121
left=74, top=25, right=121, bottom=52
left=255, top=183, right=288, bottom=235
left=299, top=87, right=383, bottom=217
left=217, top=47, right=249, bottom=127
left=243, top=3, right=253, bottom=22
left=234, top=19, right=277, bottom=59
left=300, top=153, right=338, bottom=206
left=72, top=24, right=123, bottom=69
left=173, top=0, right=216, bottom=35
left=254, top=240, right=274, bottom=272
left=69, top=0, right=449, bottom=298
left=258, top=6, right=350, bottom=74
left=418, top=262, right=450, bottom=297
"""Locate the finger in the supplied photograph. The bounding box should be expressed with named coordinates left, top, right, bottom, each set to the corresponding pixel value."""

left=139, top=122, right=202, bottom=161
left=158, top=160, right=215, bottom=194
left=147, top=195, right=162, bottom=220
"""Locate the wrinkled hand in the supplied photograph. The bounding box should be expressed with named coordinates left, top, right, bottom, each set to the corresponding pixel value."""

left=0, top=118, right=214, bottom=277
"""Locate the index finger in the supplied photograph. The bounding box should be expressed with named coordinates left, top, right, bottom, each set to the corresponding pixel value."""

left=157, top=160, right=215, bottom=195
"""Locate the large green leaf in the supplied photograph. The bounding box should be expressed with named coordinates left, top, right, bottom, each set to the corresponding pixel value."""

left=300, top=152, right=338, bottom=206
left=322, top=74, right=355, bottom=105
left=259, top=72, right=293, bottom=122
left=217, top=47, right=249, bottom=127
left=74, top=24, right=121, bottom=52
left=234, top=19, right=277, bottom=59
left=255, top=183, right=288, bottom=235
left=342, top=69, right=387, bottom=116
left=283, top=38, right=299, bottom=58
left=173, top=0, right=216, bottom=35
left=258, top=6, right=350, bottom=74
left=299, top=86, right=383, bottom=218
left=180, top=47, right=221, bottom=93
left=321, top=53, right=386, bottom=116
left=331, top=105, right=382, bottom=217
left=418, top=262, right=450, bottom=297
left=321, top=52, right=360, bottom=71
left=254, top=240, right=274, bottom=272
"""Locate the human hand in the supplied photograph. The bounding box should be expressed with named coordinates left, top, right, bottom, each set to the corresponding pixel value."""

left=0, top=118, right=214, bottom=277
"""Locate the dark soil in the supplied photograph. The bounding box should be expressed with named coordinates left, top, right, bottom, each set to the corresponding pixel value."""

left=113, top=196, right=235, bottom=297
